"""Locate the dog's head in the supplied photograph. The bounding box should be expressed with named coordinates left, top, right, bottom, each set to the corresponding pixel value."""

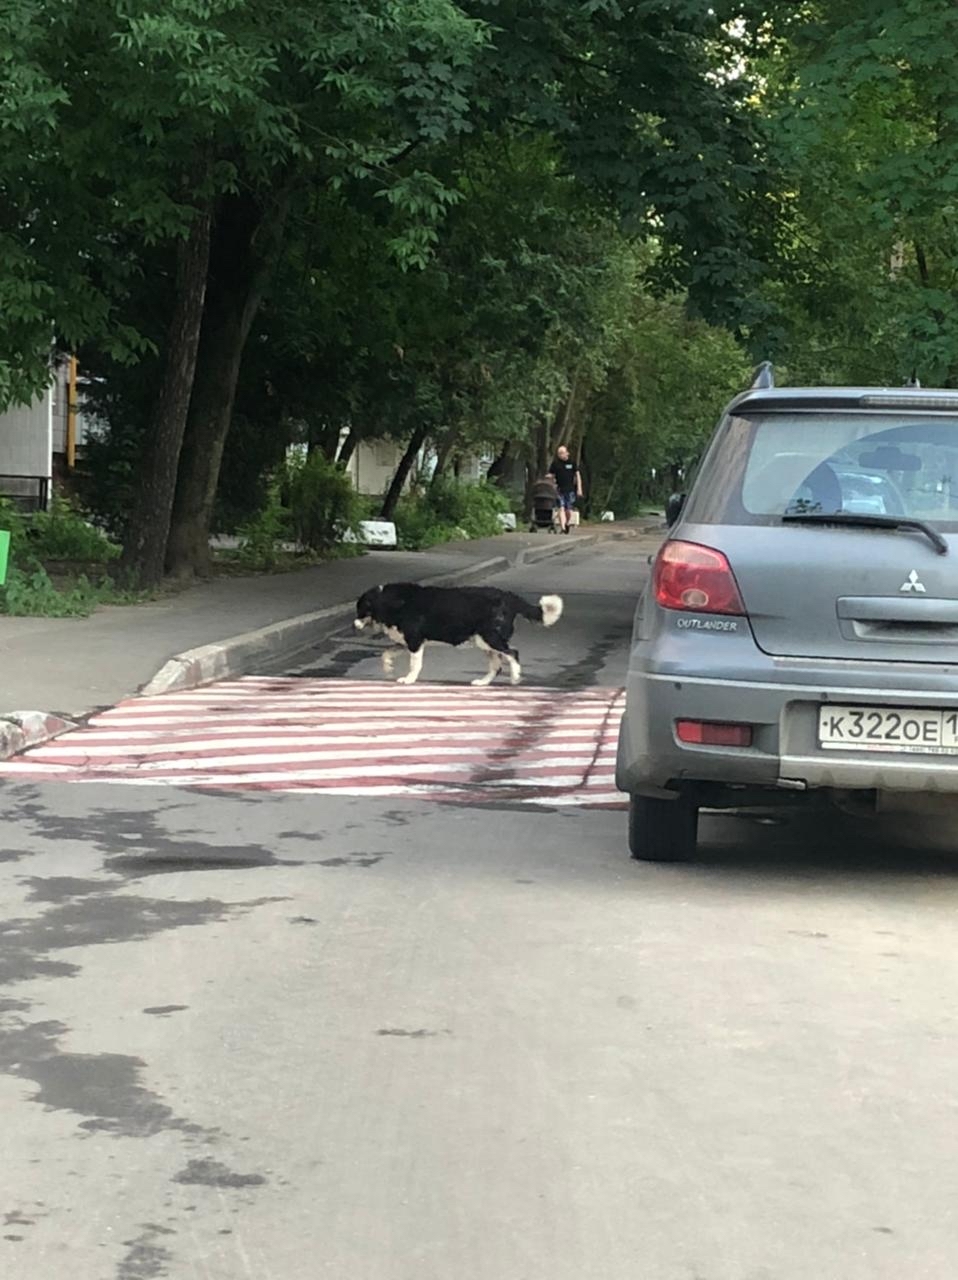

left=354, top=584, right=384, bottom=631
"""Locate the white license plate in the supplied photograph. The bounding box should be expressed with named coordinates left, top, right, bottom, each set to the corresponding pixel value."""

left=819, top=706, right=958, bottom=755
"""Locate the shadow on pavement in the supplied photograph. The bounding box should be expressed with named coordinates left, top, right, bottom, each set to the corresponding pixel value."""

left=692, top=807, right=958, bottom=879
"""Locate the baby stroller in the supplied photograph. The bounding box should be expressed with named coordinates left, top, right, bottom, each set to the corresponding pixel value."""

left=529, top=476, right=560, bottom=533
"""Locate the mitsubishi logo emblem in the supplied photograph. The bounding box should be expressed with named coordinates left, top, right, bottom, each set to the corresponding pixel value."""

left=900, top=570, right=927, bottom=594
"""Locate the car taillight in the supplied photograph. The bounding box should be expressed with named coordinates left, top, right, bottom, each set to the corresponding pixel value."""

left=654, top=541, right=746, bottom=616
left=676, top=720, right=753, bottom=747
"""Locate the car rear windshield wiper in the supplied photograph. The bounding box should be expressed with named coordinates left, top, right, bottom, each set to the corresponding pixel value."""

left=781, top=512, right=949, bottom=556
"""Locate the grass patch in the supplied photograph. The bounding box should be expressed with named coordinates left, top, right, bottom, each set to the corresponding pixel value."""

left=0, top=565, right=147, bottom=617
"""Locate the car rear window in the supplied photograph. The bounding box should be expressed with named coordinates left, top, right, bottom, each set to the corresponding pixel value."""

left=683, top=411, right=958, bottom=528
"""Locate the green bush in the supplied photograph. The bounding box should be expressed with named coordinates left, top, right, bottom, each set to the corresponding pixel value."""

left=0, top=498, right=130, bottom=615
left=394, top=479, right=510, bottom=549
left=393, top=497, right=456, bottom=550
left=427, top=478, right=510, bottom=537
left=235, top=480, right=292, bottom=571
left=229, top=454, right=366, bottom=567
left=29, top=497, right=120, bottom=563
left=286, top=451, right=363, bottom=551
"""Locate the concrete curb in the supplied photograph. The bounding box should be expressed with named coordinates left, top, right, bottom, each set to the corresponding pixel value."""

left=140, top=554, right=512, bottom=697
left=0, top=710, right=77, bottom=762
left=517, top=534, right=596, bottom=566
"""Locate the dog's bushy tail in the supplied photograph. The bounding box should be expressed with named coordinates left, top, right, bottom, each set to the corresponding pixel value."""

left=513, top=592, right=564, bottom=627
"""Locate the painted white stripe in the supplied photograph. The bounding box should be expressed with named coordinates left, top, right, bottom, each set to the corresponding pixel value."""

left=27, top=746, right=605, bottom=770
left=107, top=688, right=578, bottom=709
left=109, top=686, right=618, bottom=706
left=36, top=731, right=610, bottom=757
left=22, top=763, right=602, bottom=786
left=522, top=793, right=624, bottom=807
left=127, top=690, right=571, bottom=707
left=83, top=721, right=618, bottom=741
left=48, top=761, right=483, bottom=784
left=0, top=761, right=75, bottom=775
left=14, top=740, right=618, bottom=770
left=71, top=718, right=618, bottom=738
left=54, top=773, right=608, bottom=792
left=125, top=679, right=595, bottom=697
left=99, top=701, right=614, bottom=721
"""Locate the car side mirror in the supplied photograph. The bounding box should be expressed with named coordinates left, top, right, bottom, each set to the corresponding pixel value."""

left=666, top=493, right=686, bottom=526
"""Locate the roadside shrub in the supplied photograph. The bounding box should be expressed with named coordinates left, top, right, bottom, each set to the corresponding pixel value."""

left=0, top=498, right=138, bottom=615
left=228, top=454, right=365, bottom=567
left=234, top=480, right=292, bottom=571
left=427, top=478, right=510, bottom=537
left=29, top=497, right=120, bottom=563
left=393, top=496, right=455, bottom=550
left=285, top=451, right=363, bottom=551
left=394, top=479, right=511, bottom=549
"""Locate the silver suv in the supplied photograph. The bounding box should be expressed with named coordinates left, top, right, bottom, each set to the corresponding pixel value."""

left=616, top=365, right=958, bottom=861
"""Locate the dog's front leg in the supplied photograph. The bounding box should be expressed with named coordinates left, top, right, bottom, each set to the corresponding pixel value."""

left=396, top=646, right=424, bottom=685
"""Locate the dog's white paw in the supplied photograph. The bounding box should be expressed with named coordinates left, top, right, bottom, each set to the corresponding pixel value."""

left=382, top=651, right=395, bottom=673
left=471, top=676, right=494, bottom=687
left=396, top=674, right=418, bottom=685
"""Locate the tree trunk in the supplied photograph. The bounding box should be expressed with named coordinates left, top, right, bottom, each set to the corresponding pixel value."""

left=381, top=424, right=428, bottom=520
left=319, top=424, right=343, bottom=461
left=522, top=456, right=537, bottom=520
left=535, top=414, right=552, bottom=476
left=486, top=439, right=512, bottom=487
left=165, top=187, right=291, bottom=579
left=119, top=203, right=212, bottom=587
left=550, top=379, right=577, bottom=454
left=432, top=433, right=457, bottom=480
left=337, top=426, right=359, bottom=467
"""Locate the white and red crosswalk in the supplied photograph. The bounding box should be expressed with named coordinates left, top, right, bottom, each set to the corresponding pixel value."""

left=0, top=678, right=627, bottom=809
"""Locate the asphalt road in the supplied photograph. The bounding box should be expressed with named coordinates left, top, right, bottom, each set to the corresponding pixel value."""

left=3, top=539, right=958, bottom=1280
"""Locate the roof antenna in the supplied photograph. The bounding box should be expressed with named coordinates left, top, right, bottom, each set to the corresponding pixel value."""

left=751, top=361, right=774, bottom=390
left=905, top=370, right=921, bottom=388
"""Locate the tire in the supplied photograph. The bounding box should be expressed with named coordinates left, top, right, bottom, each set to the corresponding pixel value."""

left=628, top=794, right=698, bottom=862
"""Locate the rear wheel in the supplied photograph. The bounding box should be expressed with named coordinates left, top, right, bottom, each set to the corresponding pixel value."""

left=628, top=795, right=698, bottom=862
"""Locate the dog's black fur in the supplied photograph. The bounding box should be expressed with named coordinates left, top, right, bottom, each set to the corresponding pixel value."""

left=354, top=582, right=564, bottom=685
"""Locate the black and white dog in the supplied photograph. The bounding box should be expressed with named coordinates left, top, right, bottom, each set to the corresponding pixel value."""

left=354, top=583, right=564, bottom=686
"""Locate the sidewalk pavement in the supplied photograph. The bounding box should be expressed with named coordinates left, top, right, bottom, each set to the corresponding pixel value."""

left=0, top=520, right=662, bottom=755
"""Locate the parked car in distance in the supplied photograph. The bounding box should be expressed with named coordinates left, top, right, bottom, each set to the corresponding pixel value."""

left=617, top=365, right=958, bottom=861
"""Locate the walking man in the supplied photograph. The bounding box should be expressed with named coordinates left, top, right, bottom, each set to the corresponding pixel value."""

left=548, top=444, right=583, bottom=534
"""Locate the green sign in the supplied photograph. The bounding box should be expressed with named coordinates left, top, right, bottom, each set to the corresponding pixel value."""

left=0, top=529, right=9, bottom=585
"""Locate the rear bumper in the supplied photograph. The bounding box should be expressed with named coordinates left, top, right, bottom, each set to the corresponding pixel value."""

left=616, top=664, right=958, bottom=800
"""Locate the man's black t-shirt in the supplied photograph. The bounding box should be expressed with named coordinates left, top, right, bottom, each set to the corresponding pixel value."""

left=549, top=457, right=578, bottom=493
